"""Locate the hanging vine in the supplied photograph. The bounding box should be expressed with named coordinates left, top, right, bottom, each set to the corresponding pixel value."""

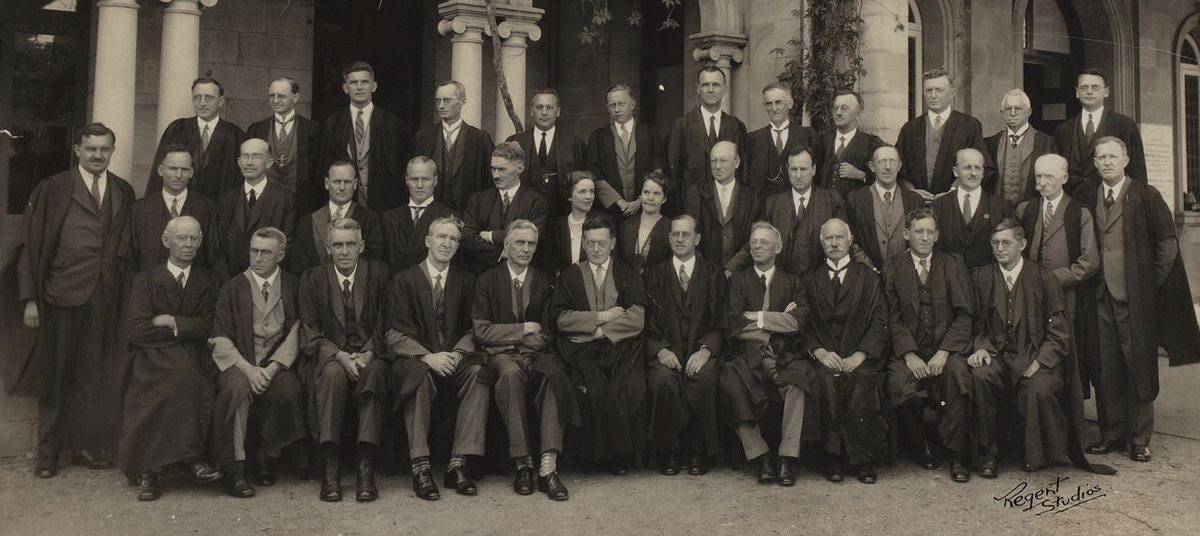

left=775, top=0, right=869, bottom=131
left=578, top=0, right=681, bottom=47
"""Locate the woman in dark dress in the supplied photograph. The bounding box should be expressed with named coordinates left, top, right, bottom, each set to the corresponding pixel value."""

left=537, top=170, right=597, bottom=276
left=617, top=171, right=671, bottom=272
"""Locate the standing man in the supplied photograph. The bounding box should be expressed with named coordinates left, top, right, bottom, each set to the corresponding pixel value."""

left=299, top=218, right=391, bottom=502
left=320, top=61, right=411, bottom=212
left=506, top=89, right=588, bottom=217
left=587, top=84, right=665, bottom=219
left=1078, top=137, right=1200, bottom=462
left=816, top=90, right=886, bottom=199
left=414, top=80, right=495, bottom=212
left=17, top=123, right=135, bottom=477
left=932, top=149, right=1013, bottom=269
left=120, top=216, right=223, bottom=500
left=246, top=76, right=322, bottom=215
left=644, top=215, right=727, bottom=476
left=148, top=77, right=246, bottom=197
left=895, top=68, right=993, bottom=199
left=472, top=220, right=577, bottom=501
left=128, top=145, right=215, bottom=272
left=209, top=138, right=295, bottom=280
left=381, top=157, right=455, bottom=274
left=985, top=89, right=1056, bottom=204
left=385, top=217, right=487, bottom=500
left=746, top=84, right=817, bottom=196
left=461, top=142, right=550, bottom=273
left=845, top=145, right=924, bottom=271
left=684, top=141, right=761, bottom=275
left=1054, top=69, right=1147, bottom=193
left=290, top=159, right=384, bottom=274
left=668, top=67, right=749, bottom=196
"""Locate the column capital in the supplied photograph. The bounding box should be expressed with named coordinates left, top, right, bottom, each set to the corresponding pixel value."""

left=437, top=1, right=491, bottom=39
left=496, top=20, right=541, bottom=43
left=155, top=0, right=216, bottom=7
left=96, top=0, right=141, bottom=10
left=689, top=30, right=748, bottom=66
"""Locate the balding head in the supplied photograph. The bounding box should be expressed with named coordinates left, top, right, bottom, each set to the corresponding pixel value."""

left=1033, top=154, right=1069, bottom=200
left=953, top=148, right=985, bottom=192
left=238, top=138, right=273, bottom=181
left=162, top=216, right=203, bottom=266
left=710, top=141, right=740, bottom=184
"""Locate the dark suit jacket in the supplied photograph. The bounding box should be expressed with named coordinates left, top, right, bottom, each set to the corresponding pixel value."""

left=1053, top=111, right=1147, bottom=194
left=883, top=250, right=975, bottom=358
left=210, top=180, right=296, bottom=280
left=385, top=263, right=476, bottom=356
left=320, top=105, right=412, bottom=212
left=380, top=200, right=455, bottom=275
left=816, top=129, right=887, bottom=198
left=414, top=122, right=494, bottom=212
left=127, top=191, right=215, bottom=272
left=931, top=188, right=1013, bottom=269
left=730, top=187, right=844, bottom=276
left=290, top=203, right=384, bottom=275
left=644, top=255, right=728, bottom=359
left=506, top=128, right=587, bottom=215
left=985, top=127, right=1056, bottom=201
left=461, top=185, right=548, bottom=273
left=586, top=122, right=666, bottom=209
left=745, top=123, right=817, bottom=196
left=799, top=260, right=889, bottom=360
left=668, top=108, right=749, bottom=193
left=844, top=185, right=924, bottom=269
left=683, top=180, right=762, bottom=273
left=148, top=116, right=247, bottom=197
left=971, top=263, right=1068, bottom=374
left=895, top=110, right=994, bottom=195
left=246, top=114, right=322, bottom=214
left=298, top=259, right=390, bottom=367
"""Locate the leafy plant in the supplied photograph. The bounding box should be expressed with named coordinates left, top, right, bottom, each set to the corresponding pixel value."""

left=577, top=0, right=680, bottom=47
left=774, top=0, right=868, bottom=131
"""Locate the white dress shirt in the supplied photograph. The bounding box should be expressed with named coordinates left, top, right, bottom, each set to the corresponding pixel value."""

left=244, top=179, right=267, bottom=202
left=1000, top=257, right=1024, bottom=289
left=928, top=108, right=951, bottom=128
left=336, top=265, right=358, bottom=291
left=329, top=200, right=353, bottom=220
left=350, top=102, right=374, bottom=132
left=826, top=255, right=851, bottom=283
left=78, top=165, right=108, bottom=201
left=956, top=186, right=980, bottom=220
left=792, top=187, right=811, bottom=215
left=715, top=179, right=736, bottom=217
left=250, top=267, right=281, bottom=296
left=701, top=107, right=722, bottom=138
left=1081, top=106, right=1104, bottom=131
left=910, top=251, right=932, bottom=275
left=197, top=115, right=220, bottom=137
left=534, top=126, right=556, bottom=154
left=1104, top=176, right=1128, bottom=205
left=442, top=118, right=464, bottom=147
left=753, top=265, right=776, bottom=329
left=275, top=110, right=295, bottom=138
left=771, top=120, right=790, bottom=148
left=874, top=181, right=898, bottom=203
left=166, top=260, right=192, bottom=289
left=426, top=260, right=449, bottom=289
left=672, top=254, right=696, bottom=283
left=162, top=187, right=189, bottom=213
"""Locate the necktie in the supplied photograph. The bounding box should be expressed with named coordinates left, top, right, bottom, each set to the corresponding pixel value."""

left=619, top=124, right=630, bottom=148
left=1010, top=133, right=1021, bottom=148
left=248, top=188, right=258, bottom=209
left=90, top=173, right=102, bottom=206
left=333, top=204, right=344, bottom=221
left=342, top=278, right=354, bottom=312
left=261, top=280, right=270, bottom=302
left=932, top=115, right=943, bottom=133
left=411, top=205, right=424, bottom=222
left=1105, top=189, right=1115, bottom=210
left=538, top=131, right=548, bottom=163
left=759, top=273, right=767, bottom=292
left=201, top=124, right=211, bottom=151
left=355, top=110, right=366, bottom=146
left=277, top=115, right=293, bottom=139
left=432, top=274, right=444, bottom=309
left=796, top=195, right=806, bottom=219
left=707, top=115, right=717, bottom=146
left=170, top=196, right=180, bottom=218
left=514, top=278, right=524, bottom=322
left=432, top=273, right=445, bottom=344
left=829, top=265, right=844, bottom=292
left=678, top=264, right=690, bottom=292
left=502, top=190, right=512, bottom=215
left=883, top=190, right=893, bottom=204
left=835, top=135, right=847, bottom=161
left=773, top=129, right=784, bottom=153
left=918, top=258, right=929, bottom=285
left=1085, top=114, right=1095, bottom=143
left=1005, top=274, right=1015, bottom=292
left=176, top=271, right=186, bottom=290
left=961, top=192, right=972, bottom=224
left=1044, top=202, right=1055, bottom=228
left=444, top=122, right=460, bottom=149
left=593, top=264, right=606, bottom=305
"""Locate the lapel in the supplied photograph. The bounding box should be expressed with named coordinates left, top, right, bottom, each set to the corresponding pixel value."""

left=689, top=109, right=708, bottom=147
left=497, top=265, right=516, bottom=322
left=415, top=263, right=439, bottom=344
left=158, top=265, right=184, bottom=313
left=965, top=190, right=993, bottom=242
left=899, top=253, right=921, bottom=315
left=314, top=204, right=332, bottom=250
left=69, top=168, right=100, bottom=217
left=353, top=260, right=367, bottom=322
left=844, top=131, right=868, bottom=162
left=1097, top=182, right=1125, bottom=231
left=245, top=182, right=267, bottom=230
left=718, top=111, right=738, bottom=140
left=933, top=113, right=960, bottom=178
left=326, top=264, right=346, bottom=329
left=815, top=263, right=837, bottom=311
left=236, top=273, right=257, bottom=357
left=913, top=114, right=929, bottom=180
left=1043, top=198, right=1067, bottom=240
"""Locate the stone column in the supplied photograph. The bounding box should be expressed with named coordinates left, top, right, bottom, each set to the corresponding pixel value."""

left=492, top=19, right=541, bottom=140
left=691, top=30, right=748, bottom=113
left=92, top=0, right=140, bottom=182
left=438, top=1, right=490, bottom=127
left=859, top=0, right=908, bottom=143
left=155, top=0, right=211, bottom=141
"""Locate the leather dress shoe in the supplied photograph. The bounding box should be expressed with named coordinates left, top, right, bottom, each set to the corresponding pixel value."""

left=444, top=466, right=478, bottom=496
left=755, top=456, right=776, bottom=484
left=72, top=450, right=112, bottom=470
left=538, top=472, right=569, bottom=501
left=950, top=460, right=971, bottom=483
left=824, top=459, right=844, bottom=483
left=224, top=463, right=256, bottom=498
left=1130, top=446, right=1151, bottom=462
left=34, top=455, right=59, bottom=479
left=856, top=464, right=877, bottom=484
left=688, top=451, right=708, bottom=476
left=356, top=458, right=378, bottom=502
left=658, top=450, right=679, bottom=475
left=1086, top=439, right=1127, bottom=455
left=915, top=443, right=940, bottom=470
left=512, top=466, right=535, bottom=495
left=411, top=468, right=440, bottom=501
left=137, top=472, right=161, bottom=501
left=189, top=459, right=223, bottom=485
left=978, top=456, right=998, bottom=478
left=319, top=459, right=342, bottom=502
left=254, top=459, right=277, bottom=487
left=777, top=458, right=796, bottom=487
left=1021, top=461, right=1046, bottom=473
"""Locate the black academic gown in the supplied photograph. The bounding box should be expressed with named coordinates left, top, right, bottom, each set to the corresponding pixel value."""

left=1053, top=111, right=1147, bottom=194
left=730, top=187, right=845, bottom=277
left=461, top=186, right=549, bottom=274
left=667, top=108, right=749, bottom=192
left=209, top=180, right=296, bottom=280
left=290, top=204, right=384, bottom=275
left=683, top=180, right=762, bottom=273
left=984, top=127, right=1056, bottom=201
left=414, top=123, right=495, bottom=212
left=746, top=122, right=819, bottom=196
left=895, top=110, right=994, bottom=195
left=507, top=128, right=588, bottom=217
left=380, top=200, right=456, bottom=275
left=148, top=117, right=247, bottom=197
left=616, top=214, right=671, bottom=273
left=127, top=191, right=215, bottom=273
left=816, top=129, right=887, bottom=198
left=246, top=115, right=322, bottom=214
left=844, top=185, right=924, bottom=270
left=320, top=105, right=412, bottom=212
left=586, top=122, right=666, bottom=210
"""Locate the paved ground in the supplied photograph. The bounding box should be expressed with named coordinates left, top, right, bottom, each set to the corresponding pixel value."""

left=1, top=425, right=1196, bottom=536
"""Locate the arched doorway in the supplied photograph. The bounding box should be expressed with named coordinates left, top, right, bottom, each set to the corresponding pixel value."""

left=1019, top=0, right=1083, bottom=134
left=1176, top=19, right=1200, bottom=212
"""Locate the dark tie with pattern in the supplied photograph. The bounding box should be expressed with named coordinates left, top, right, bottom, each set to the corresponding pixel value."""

left=1105, top=189, right=1115, bottom=210
left=176, top=271, right=186, bottom=290
left=829, top=264, right=847, bottom=293
left=514, top=277, right=524, bottom=322
left=355, top=110, right=366, bottom=147
left=433, top=273, right=446, bottom=345
left=1085, top=114, right=1096, bottom=144
left=90, top=173, right=102, bottom=207
left=918, top=258, right=929, bottom=285
left=707, top=115, right=717, bottom=147
left=538, top=131, right=548, bottom=164
left=679, top=264, right=690, bottom=292
left=170, top=196, right=181, bottom=218
left=261, top=280, right=270, bottom=302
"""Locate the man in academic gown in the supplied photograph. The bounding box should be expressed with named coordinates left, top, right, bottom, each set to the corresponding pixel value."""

left=1054, top=69, right=1147, bottom=194
left=816, top=90, right=887, bottom=198
left=208, top=227, right=308, bottom=498
left=718, top=222, right=810, bottom=486
left=246, top=76, right=322, bottom=215
left=461, top=141, right=549, bottom=273
left=800, top=219, right=890, bottom=484
left=746, top=84, right=818, bottom=197
left=985, top=89, right=1056, bottom=204
left=209, top=138, right=296, bottom=280
left=551, top=214, right=648, bottom=474
left=932, top=149, right=1013, bottom=269
left=16, top=123, right=135, bottom=477
left=506, top=89, right=588, bottom=217
left=883, top=208, right=976, bottom=481
left=844, top=145, right=924, bottom=272
left=319, top=61, right=412, bottom=212
left=299, top=218, right=391, bottom=502
left=127, top=145, right=215, bottom=272
left=587, top=84, right=666, bottom=219
left=668, top=67, right=749, bottom=198
left=385, top=216, right=487, bottom=500
left=119, top=216, right=223, bottom=500
left=381, top=156, right=455, bottom=275
left=290, top=160, right=383, bottom=275
left=414, top=81, right=495, bottom=212
left=895, top=68, right=994, bottom=199
left=147, top=77, right=246, bottom=197
left=729, top=147, right=841, bottom=278
left=472, top=220, right=578, bottom=501
left=644, top=215, right=727, bottom=476
left=684, top=141, right=761, bottom=274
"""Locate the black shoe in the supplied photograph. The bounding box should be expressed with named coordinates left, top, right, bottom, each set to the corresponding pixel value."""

left=755, top=456, right=776, bottom=484
left=319, top=458, right=341, bottom=502
left=609, top=457, right=629, bottom=476
left=71, top=450, right=112, bottom=470
left=856, top=464, right=877, bottom=484
left=444, top=466, right=478, bottom=496
left=1021, top=461, right=1045, bottom=473
left=513, top=466, right=535, bottom=495
left=224, top=463, right=256, bottom=498
left=537, top=472, right=569, bottom=501
left=34, top=454, right=58, bottom=479
left=688, top=451, right=708, bottom=476
left=356, top=458, right=378, bottom=502
left=411, top=467, right=440, bottom=501
left=253, top=458, right=277, bottom=487
left=188, top=459, right=222, bottom=485
left=1086, top=439, right=1127, bottom=455
left=137, top=472, right=161, bottom=501
left=824, top=459, right=844, bottom=483
left=1130, top=445, right=1151, bottom=462
left=978, top=456, right=998, bottom=478
left=950, top=460, right=970, bottom=483
left=918, top=443, right=940, bottom=470
left=777, top=458, right=796, bottom=487
left=658, top=450, right=679, bottom=476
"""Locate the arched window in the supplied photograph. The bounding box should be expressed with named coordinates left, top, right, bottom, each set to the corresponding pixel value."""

left=1179, top=33, right=1200, bottom=209
left=908, top=0, right=923, bottom=120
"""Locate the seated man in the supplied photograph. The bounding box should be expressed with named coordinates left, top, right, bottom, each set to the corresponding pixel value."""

left=461, top=141, right=549, bottom=273
left=719, top=222, right=809, bottom=486
left=801, top=218, right=889, bottom=484
left=883, top=208, right=976, bottom=481
left=551, top=214, right=648, bottom=475
left=472, top=220, right=578, bottom=501
left=385, top=217, right=486, bottom=500
left=644, top=215, right=727, bottom=476
left=119, top=216, right=223, bottom=501
left=291, top=159, right=384, bottom=274
left=298, top=218, right=391, bottom=502
left=209, top=227, right=308, bottom=498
